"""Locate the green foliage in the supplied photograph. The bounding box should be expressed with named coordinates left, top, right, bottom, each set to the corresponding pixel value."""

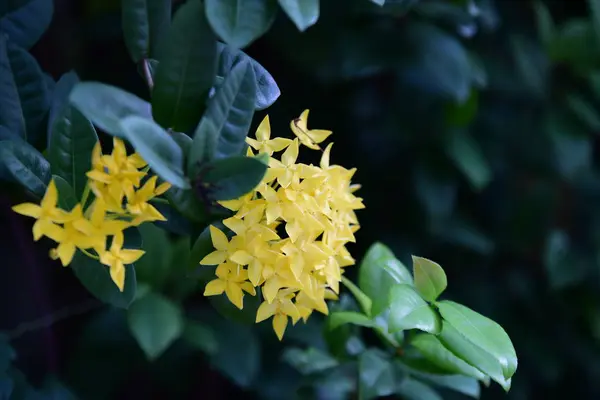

left=0, top=139, right=49, bottom=197
left=0, top=0, right=53, bottom=49
left=121, top=0, right=171, bottom=63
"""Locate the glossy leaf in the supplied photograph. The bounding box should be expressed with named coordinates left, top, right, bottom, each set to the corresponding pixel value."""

left=121, top=0, right=171, bottom=62
left=152, top=0, right=217, bottom=132
left=118, top=115, right=189, bottom=189
left=282, top=347, right=338, bottom=375
left=329, top=311, right=373, bottom=330
left=359, top=349, right=395, bottom=399
left=0, top=0, right=53, bottom=49
left=127, top=291, right=183, bottom=360
left=358, top=242, right=412, bottom=316
left=53, top=175, right=78, bottom=211
left=341, top=276, right=372, bottom=316
left=412, top=256, right=447, bottom=302
left=436, top=301, right=517, bottom=380
left=69, top=82, right=152, bottom=137
left=202, top=155, right=267, bottom=201
left=388, top=284, right=441, bottom=334
left=216, top=42, right=280, bottom=110
left=278, top=0, right=320, bottom=32
left=47, top=71, right=79, bottom=143
left=0, top=139, right=50, bottom=198
left=415, top=372, right=480, bottom=399
left=0, top=36, right=24, bottom=139
left=166, top=186, right=207, bottom=223
left=410, top=333, right=487, bottom=380
left=205, top=0, right=277, bottom=49
left=48, top=105, right=98, bottom=198
left=396, top=376, right=442, bottom=400
left=135, top=223, right=171, bottom=289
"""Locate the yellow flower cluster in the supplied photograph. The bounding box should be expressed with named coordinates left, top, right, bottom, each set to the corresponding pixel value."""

left=201, top=110, right=364, bottom=340
left=12, top=138, right=171, bottom=291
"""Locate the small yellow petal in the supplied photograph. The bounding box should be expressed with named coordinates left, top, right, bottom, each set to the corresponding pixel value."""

left=230, top=250, right=253, bottom=266
left=204, top=279, right=226, bottom=296
left=12, top=203, right=41, bottom=218
left=199, top=250, right=227, bottom=266
left=255, top=115, right=271, bottom=142
left=256, top=301, right=277, bottom=323
left=209, top=225, right=229, bottom=251
left=110, top=261, right=126, bottom=292
left=225, top=282, right=244, bottom=309
left=119, top=249, right=145, bottom=264
left=56, top=242, right=76, bottom=266
left=272, top=314, right=288, bottom=341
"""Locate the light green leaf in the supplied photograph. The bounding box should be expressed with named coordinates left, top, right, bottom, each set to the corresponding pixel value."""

left=48, top=106, right=98, bottom=199
left=329, top=311, right=373, bottom=331
left=152, top=0, right=217, bottom=132
left=216, top=42, right=280, bottom=110
left=282, top=347, right=338, bottom=375
left=410, top=334, right=487, bottom=380
left=278, top=0, right=319, bottom=32
left=69, top=81, right=152, bottom=137
left=388, top=285, right=441, bottom=334
left=438, top=321, right=511, bottom=391
left=358, top=242, right=412, bottom=316
left=0, top=0, right=53, bottom=49
left=396, top=376, right=442, bottom=400
left=0, top=139, right=49, bottom=198
left=0, top=36, right=24, bottom=139
left=128, top=291, right=183, bottom=360
left=202, top=155, right=267, bottom=201
left=121, top=0, right=171, bottom=63
left=437, top=301, right=517, bottom=380
left=359, top=349, right=395, bottom=399
left=6, top=41, right=51, bottom=144
left=412, top=256, right=447, bottom=302
left=206, top=0, right=277, bottom=49
left=182, top=320, right=218, bottom=355
left=415, top=373, right=480, bottom=399
left=341, top=276, right=372, bottom=316
left=445, top=128, right=491, bottom=191
left=135, top=223, right=171, bottom=289
left=118, top=115, right=189, bottom=189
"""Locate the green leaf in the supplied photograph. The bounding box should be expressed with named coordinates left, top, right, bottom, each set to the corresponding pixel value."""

left=47, top=71, right=79, bottom=143
left=52, top=175, right=77, bottom=211
left=135, top=223, right=171, bottom=289
left=410, top=334, right=487, bottom=380
left=444, top=88, right=478, bottom=128
left=6, top=41, right=51, bottom=144
left=71, top=251, right=137, bottom=309
left=445, top=128, right=491, bottom=191
left=189, top=58, right=257, bottom=167
left=48, top=106, right=98, bottom=198
left=438, top=321, right=511, bottom=391
left=533, top=1, right=555, bottom=48
left=396, top=376, right=442, bottom=400
left=203, top=155, right=267, bottom=201
left=359, top=349, right=395, bottom=399
left=589, top=0, right=600, bottom=45
left=69, top=81, right=152, bottom=137
left=118, top=115, right=189, bottom=189
left=205, top=0, right=277, bottom=49
left=278, top=0, right=319, bottom=32
left=566, top=93, right=600, bottom=131
left=329, top=311, right=373, bottom=330
left=370, top=0, right=385, bottom=5
left=412, top=256, right=447, bottom=302
left=209, top=288, right=262, bottom=324
left=0, top=139, right=49, bottom=198
left=152, top=0, right=217, bottom=132
left=414, top=373, right=480, bottom=399
left=216, top=42, right=280, bottom=110
left=358, top=242, right=412, bottom=316
left=0, top=36, right=24, bottom=139
left=121, top=0, right=171, bottom=63
left=190, top=225, right=218, bottom=281
left=127, top=291, right=183, bottom=360
left=388, top=284, right=441, bottom=334
left=0, top=0, right=53, bottom=49
left=283, top=347, right=338, bottom=375
left=341, top=276, right=372, bottom=316
left=436, top=301, right=517, bottom=380
left=182, top=319, right=218, bottom=355
left=165, top=186, right=206, bottom=223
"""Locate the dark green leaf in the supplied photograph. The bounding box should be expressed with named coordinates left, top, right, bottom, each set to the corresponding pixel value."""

left=69, top=81, right=152, bottom=137
left=48, top=106, right=98, bottom=198
left=166, top=186, right=207, bottom=222
left=566, top=93, right=600, bottom=131
left=71, top=252, right=137, bottom=309
left=445, top=128, right=491, bottom=191
left=47, top=71, right=79, bottom=143
left=410, top=333, right=487, bottom=380
left=52, top=175, right=77, bottom=211
left=190, top=225, right=218, bottom=281
left=6, top=41, right=51, bottom=144
left=388, top=284, right=441, bottom=334
left=0, top=36, right=24, bottom=138
left=412, top=256, right=447, bottom=302
left=205, top=0, right=277, bottom=48
left=283, top=347, right=338, bottom=375
left=216, top=42, right=280, bottom=110
left=0, top=139, right=49, bottom=198
left=182, top=319, right=218, bottom=355
left=152, top=0, right=217, bottom=132
left=589, top=0, right=600, bottom=45
left=444, top=88, right=478, bottom=127
left=329, top=311, right=373, bottom=330
left=127, top=291, right=183, bottom=360
left=203, top=155, right=267, bottom=201
left=209, top=288, right=262, bottom=324
left=415, top=373, right=480, bottom=399
left=119, top=115, right=189, bottom=189
left=359, top=349, right=395, bottom=399
left=278, top=0, right=319, bottom=32
left=341, top=276, right=372, bottom=316
left=436, top=301, right=517, bottom=380
left=396, top=376, right=442, bottom=400
left=0, top=0, right=53, bottom=49
left=121, top=0, right=171, bottom=63
left=533, top=1, right=555, bottom=48
left=358, top=242, right=412, bottom=316
left=135, top=223, right=171, bottom=289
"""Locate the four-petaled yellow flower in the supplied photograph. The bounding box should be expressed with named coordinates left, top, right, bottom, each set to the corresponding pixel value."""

left=246, top=115, right=292, bottom=155
left=99, top=230, right=145, bottom=292
left=204, top=262, right=256, bottom=309
left=290, top=109, right=333, bottom=150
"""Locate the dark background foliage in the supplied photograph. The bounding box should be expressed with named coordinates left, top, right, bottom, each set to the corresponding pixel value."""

left=2, top=0, right=600, bottom=398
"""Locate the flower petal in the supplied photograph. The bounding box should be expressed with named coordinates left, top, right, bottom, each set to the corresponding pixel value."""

left=209, top=225, right=229, bottom=251
left=119, top=249, right=145, bottom=264
left=204, top=279, right=226, bottom=296
left=110, top=260, right=126, bottom=291
left=255, top=301, right=277, bottom=323
left=12, top=203, right=41, bottom=218
left=272, top=313, right=288, bottom=341
left=225, top=282, right=244, bottom=310
left=199, top=250, right=227, bottom=266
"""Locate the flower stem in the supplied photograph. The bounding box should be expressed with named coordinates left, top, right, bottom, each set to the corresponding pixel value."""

left=81, top=248, right=100, bottom=260
left=81, top=183, right=91, bottom=209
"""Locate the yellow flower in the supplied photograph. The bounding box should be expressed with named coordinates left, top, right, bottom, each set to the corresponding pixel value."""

left=256, top=288, right=301, bottom=340
left=126, top=176, right=170, bottom=225
left=246, top=115, right=292, bottom=155
left=12, top=179, right=69, bottom=241
left=203, top=262, right=256, bottom=309
left=99, top=230, right=145, bottom=291
left=200, top=225, right=237, bottom=265
left=290, top=109, right=332, bottom=150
